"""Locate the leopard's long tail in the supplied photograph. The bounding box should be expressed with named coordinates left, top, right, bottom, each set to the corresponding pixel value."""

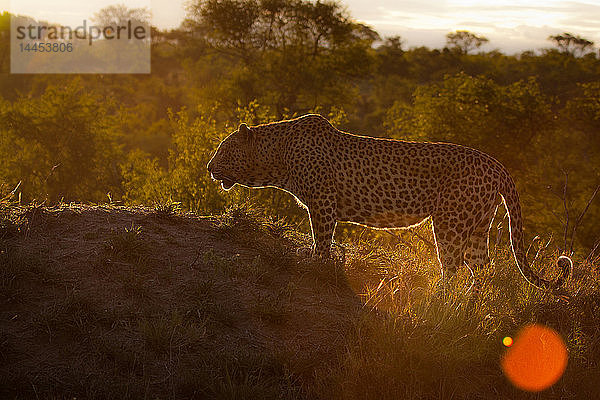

left=499, top=175, right=572, bottom=293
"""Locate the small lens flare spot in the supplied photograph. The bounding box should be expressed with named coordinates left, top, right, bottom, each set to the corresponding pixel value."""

left=501, top=324, right=568, bottom=392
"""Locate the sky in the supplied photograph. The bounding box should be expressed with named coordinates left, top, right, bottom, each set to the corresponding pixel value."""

left=2, top=0, right=600, bottom=54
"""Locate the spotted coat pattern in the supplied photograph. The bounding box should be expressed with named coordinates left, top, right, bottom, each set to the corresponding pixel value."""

left=207, top=114, right=571, bottom=292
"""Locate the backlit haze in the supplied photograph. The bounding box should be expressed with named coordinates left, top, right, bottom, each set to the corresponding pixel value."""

left=2, top=0, right=599, bottom=54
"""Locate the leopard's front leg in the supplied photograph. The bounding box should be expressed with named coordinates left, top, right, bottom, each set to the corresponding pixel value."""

left=307, top=196, right=337, bottom=259
left=286, top=155, right=337, bottom=259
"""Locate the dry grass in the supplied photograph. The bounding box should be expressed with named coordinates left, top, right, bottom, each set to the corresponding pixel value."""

left=1, top=202, right=599, bottom=399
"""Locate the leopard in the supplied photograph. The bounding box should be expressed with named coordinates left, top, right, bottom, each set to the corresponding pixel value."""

left=207, top=114, right=572, bottom=294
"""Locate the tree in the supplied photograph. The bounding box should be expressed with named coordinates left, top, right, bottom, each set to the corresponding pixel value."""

left=0, top=80, right=123, bottom=202
left=184, top=0, right=379, bottom=116
left=552, top=82, right=600, bottom=250
left=548, top=33, right=594, bottom=56
left=0, top=12, right=9, bottom=73
left=92, top=4, right=151, bottom=28
left=91, top=5, right=152, bottom=72
left=383, top=73, right=553, bottom=171
left=445, top=30, right=488, bottom=54
left=375, top=36, right=408, bottom=76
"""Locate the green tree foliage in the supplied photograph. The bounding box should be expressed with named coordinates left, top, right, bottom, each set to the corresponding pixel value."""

left=121, top=108, right=226, bottom=213
left=121, top=149, right=171, bottom=205
left=0, top=80, right=122, bottom=202
left=167, top=109, right=228, bottom=213
left=551, top=83, right=600, bottom=249
left=185, top=0, right=378, bottom=116
left=384, top=74, right=552, bottom=170
left=0, top=11, right=9, bottom=73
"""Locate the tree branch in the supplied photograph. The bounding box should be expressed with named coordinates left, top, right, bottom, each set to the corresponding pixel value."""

left=570, top=184, right=600, bottom=255
left=562, top=170, right=569, bottom=252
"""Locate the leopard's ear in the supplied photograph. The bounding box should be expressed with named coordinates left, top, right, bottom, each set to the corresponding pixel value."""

left=238, top=123, right=254, bottom=145
left=238, top=123, right=250, bottom=136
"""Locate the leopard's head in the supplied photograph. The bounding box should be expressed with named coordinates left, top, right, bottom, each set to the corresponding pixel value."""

left=207, top=123, right=274, bottom=190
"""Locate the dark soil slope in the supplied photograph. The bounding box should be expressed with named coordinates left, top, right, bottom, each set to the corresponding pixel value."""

left=2, top=203, right=600, bottom=399
left=0, top=204, right=360, bottom=399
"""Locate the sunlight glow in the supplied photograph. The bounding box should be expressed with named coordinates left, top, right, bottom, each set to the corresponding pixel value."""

left=382, top=3, right=564, bottom=31
left=501, top=324, right=567, bottom=392
left=2, top=0, right=600, bottom=52
left=347, top=0, right=600, bottom=53
left=3, top=0, right=181, bottom=30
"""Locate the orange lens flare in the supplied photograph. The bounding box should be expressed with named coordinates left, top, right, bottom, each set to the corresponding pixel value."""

left=501, top=324, right=568, bottom=392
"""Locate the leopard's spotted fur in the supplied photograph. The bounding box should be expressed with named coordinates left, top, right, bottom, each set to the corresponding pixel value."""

left=207, top=114, right=572, bottom=292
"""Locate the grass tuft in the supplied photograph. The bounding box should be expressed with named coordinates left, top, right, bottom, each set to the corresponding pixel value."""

left=104, top=223, right=147, bottom=262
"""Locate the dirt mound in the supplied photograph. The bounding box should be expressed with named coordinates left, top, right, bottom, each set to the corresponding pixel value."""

left=0, top=204, right=360, bottom=399
left=4, top=204, right=600, bottom=399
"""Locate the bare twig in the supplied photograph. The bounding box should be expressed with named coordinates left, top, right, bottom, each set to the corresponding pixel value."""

left=586, top=235, right=600, bottom=263
left=43, top=163, right=61, bottom=185
left=546, top=171, right=599, bottom=258
left=491, top=203, right=500, bottom=224
left=0, top=181, right=21, bottom=203
left=188, top=249, right=202, bottom=268
left=533, top=234, right=553, bottom=265
left=546, top=189, right=567, bottom=226
left=569, top=184, right=600, bottom=256
left=546, top=171, right=571, bottom=252
left=562, top=170, right=569, bottom=252
left=493, top=207, right=507, bottom=260
left=544, top=200, right=565, bottom=226
left=526, top=235, right=541, bottom=260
